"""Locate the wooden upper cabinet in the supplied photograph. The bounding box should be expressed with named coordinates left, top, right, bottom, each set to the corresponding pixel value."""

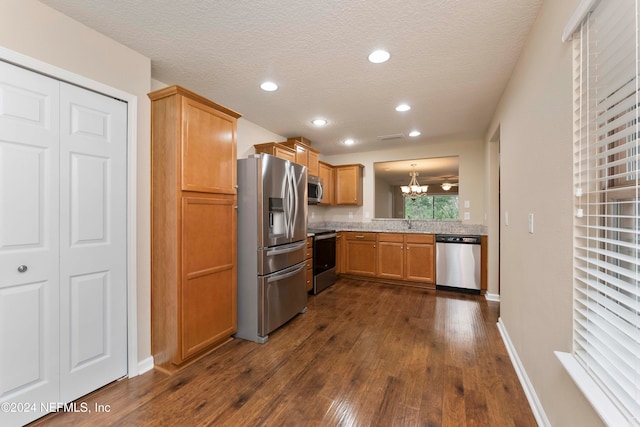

left=149, top=85, right=241, bottom=195
left=281, top=137, right=319, bottom=176
left=335, top=164, right=364, bottom=205
left=253, top=142, right=297, bottom=163
left=318, top=161, right=334, bottom=205
left=307, top=149, right=319, bottom=176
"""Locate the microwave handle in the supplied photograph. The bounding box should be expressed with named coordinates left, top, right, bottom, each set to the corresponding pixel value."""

left=317, top=181, right=323, bottom=201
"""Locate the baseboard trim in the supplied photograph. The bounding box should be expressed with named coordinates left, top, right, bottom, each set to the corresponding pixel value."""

left=497, top=318, right=551, bottom=427
left=137, top=356, right=155, bottom=375
left=485, top=292, right=500, bottom=302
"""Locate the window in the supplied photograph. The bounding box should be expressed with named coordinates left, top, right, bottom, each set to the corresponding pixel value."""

left=404, top=195, right=458, bottom=220
left=570, top=0, right=640, bottom=423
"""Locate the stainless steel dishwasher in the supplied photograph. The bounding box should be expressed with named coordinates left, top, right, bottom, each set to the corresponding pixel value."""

left=435, top=235, right=481, bottom=293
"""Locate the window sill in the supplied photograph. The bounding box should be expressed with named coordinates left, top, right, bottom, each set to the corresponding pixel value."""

left=554, top=352, right=630, bottom=426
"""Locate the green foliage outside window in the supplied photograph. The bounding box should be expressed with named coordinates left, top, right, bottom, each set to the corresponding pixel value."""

left=405, top=196, right=458, bottom=219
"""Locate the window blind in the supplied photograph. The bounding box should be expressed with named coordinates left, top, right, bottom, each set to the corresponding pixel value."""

left=572, top=0, right=640, bottom=424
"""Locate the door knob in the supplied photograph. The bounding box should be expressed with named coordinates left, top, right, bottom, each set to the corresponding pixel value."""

left=17, top=265, right=28, bottom=273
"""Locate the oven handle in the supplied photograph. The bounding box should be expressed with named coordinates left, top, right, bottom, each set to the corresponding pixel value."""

left=266, top=241, right=306, bottom=256
left=267, top=262, right=306, bottom=283
left=314, top=233, right=337, bottom=240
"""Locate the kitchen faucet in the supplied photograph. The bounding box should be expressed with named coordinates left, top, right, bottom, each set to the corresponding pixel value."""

left=406, top=217, right=412, bottom=229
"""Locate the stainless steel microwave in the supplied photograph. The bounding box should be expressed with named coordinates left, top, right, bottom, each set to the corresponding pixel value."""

left=308, top=175, right=323, bottom=204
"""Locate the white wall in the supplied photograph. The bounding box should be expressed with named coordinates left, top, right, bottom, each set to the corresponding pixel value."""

left=374, top=176, right=393, bottom=218
left=486, top=0, right=603, bottom=425
left=0, top=0, right=153, bottom=364
left=237, top=119, right=285, bottom=159
left=320, top=137, right=485, bottom=224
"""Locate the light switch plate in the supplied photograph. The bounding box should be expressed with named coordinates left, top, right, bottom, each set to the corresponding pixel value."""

left=528, top=213, right=534, bottom=233
left=464, top=212, right=470, bottom=220
left=505, top=211, right=509, bottom=226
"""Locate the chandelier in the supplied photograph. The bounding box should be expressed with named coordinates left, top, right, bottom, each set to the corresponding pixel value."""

left=401, top=164, right=428, bottom=200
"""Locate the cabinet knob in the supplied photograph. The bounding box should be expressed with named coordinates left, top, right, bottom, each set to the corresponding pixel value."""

left=17, top=265, right=28, bottom=273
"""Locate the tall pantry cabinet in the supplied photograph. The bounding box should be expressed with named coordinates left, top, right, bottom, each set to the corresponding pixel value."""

left=149, top=85, right=241, bottom=372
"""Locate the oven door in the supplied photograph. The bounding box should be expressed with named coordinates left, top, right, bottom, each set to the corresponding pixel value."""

left=313, top=233, right=336, bottom=274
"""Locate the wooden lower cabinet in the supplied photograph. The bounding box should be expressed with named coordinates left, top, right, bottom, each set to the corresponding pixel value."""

left=377, top=234, right=404, bottom=280
left=306, top=237, right=313, bottom=292
left=336, top=232, right=345, bottom=274
left=180, top=195, right=237, bottom=360
left=152, top=193, right=237, bottom=371
left=403, top=234, right=435, bottom=284
left=344, top=232, right=377, bottom=276
left=341, top=232, right=435, bottom=287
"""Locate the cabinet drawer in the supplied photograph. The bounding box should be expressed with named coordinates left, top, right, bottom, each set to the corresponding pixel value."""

left=306, top=237, right=313, bottom=259
left=405, top=233, right=434, bottom=244
left=378, top=233, right=403, bottom=243
left=345, top=232, right=376, bottom=241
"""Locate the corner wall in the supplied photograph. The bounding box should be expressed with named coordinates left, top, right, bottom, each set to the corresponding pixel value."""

left=0, top=0, right=153, bottom=364
left=485, top=0, right=603, bottom=424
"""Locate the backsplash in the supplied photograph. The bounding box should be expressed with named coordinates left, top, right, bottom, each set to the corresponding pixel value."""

left=308, top=218, right=487, bottom=235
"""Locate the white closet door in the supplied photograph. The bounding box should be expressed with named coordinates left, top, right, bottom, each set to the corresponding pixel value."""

left=59, top=82, right=127, bottom=402
left=0, top=62, right=61, bottom=426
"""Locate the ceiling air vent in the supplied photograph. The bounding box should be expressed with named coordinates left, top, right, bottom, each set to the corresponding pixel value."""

left=377, top=133, right=405, bottom=141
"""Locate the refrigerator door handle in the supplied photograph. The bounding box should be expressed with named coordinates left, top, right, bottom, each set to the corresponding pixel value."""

left=267, top=262, right=306, bottom=283
left=289, top=165, right=298, bottom=239
left=282, top=166, right=291, bottom=239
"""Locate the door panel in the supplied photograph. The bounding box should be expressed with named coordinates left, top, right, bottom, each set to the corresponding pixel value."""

left=59, top=82, right=127, bottom=403
left=70, top=154, right=108, bottom=244
left=181, top=97, right=236, bottom=194
left=0, top=60, right=60, bottom=427
left=181, top=195, right=237, bottom=360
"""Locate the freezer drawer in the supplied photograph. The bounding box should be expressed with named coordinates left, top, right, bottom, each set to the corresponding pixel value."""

left=257, top=240, right=307, bottom=275
left=258, top=261, right=307, bottom=336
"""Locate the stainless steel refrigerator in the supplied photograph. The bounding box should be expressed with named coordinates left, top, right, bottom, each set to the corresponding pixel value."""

left=236, top=154, right=308, bottom=343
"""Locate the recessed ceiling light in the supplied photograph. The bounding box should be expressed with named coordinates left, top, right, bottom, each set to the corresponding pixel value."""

left=409, top=130, right=421, bottom=137
left=312, top=118, right=328, bottom=126
left=395, top=104, right=411, bottom=112
left=260, top=81, right=278, bottom=91
left=343, top=138, right=356, bottom=146
left=368, top=49, right=390, bottom=64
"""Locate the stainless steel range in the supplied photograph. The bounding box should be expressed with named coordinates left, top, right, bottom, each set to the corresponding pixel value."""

left=307, top=228, right=337, bottom=294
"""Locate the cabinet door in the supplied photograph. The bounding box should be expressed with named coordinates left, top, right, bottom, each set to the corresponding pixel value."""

left=307, top=150, right=319, bottom=176
left=181, top=195, right=237, bottom=360
left=275, top=146, right=296, bottom=163
left=405, top=242, right=435, bottom=284
left=345, top=240, right=376, bottom=276
left=318, top=162, right=334, bottom=205
left=181, top=97, right=236, bottom=194
left=335, top=165, right=363, bottom=205
left=336, top=233, right=344, bottom=274
left=377, top=241, right=404, bottom=279
left=294, top=144, right=308, bottom=167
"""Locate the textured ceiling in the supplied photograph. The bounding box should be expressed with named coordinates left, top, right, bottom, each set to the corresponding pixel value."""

left=40, top=0, right=542, bottom=155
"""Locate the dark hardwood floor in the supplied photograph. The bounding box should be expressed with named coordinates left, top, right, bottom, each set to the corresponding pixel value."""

left=33, top=279, right=536, bottom=426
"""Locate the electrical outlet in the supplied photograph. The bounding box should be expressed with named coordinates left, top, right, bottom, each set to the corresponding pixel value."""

left=464, top=212, right=470, bottom=220
left=464, top=200, right=470, bottom=208
left=348, top=211, right=353, bottom=219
